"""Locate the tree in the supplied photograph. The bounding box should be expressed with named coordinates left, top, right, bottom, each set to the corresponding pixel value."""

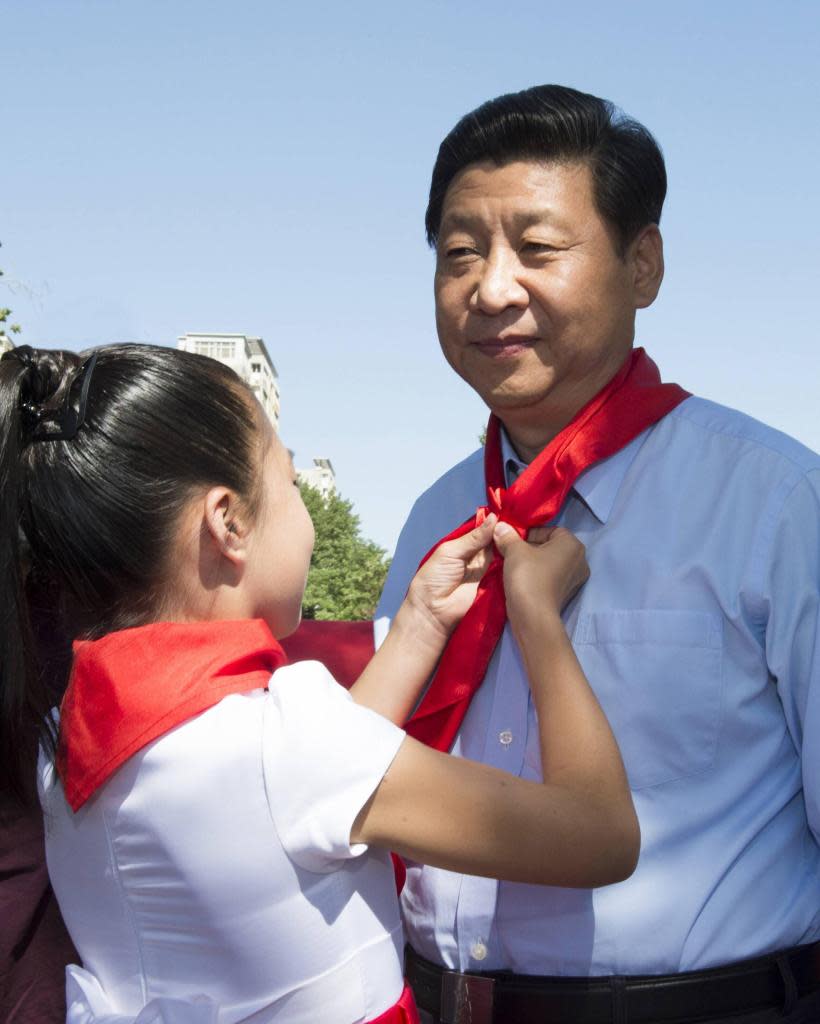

left=299, top=483, right=390, bottom=621
left=0, top=241, right=22, bottom=349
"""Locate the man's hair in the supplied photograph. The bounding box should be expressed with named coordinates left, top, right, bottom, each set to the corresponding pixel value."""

left=425, top=84, right=666, bottom=255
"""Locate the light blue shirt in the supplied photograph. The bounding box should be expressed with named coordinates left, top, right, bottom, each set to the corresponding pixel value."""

left=375, top=396, right=820, bottom=976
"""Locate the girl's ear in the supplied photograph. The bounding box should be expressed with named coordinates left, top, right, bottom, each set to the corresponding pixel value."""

left=203, top=487, right=249, bottom=566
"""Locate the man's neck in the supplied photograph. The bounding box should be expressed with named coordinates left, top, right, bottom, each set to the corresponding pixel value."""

left=501, top=406, right=581, bottom=464
left=502, top=424, right=555, bottom=465
left=497, top=351, right=636, bottom=464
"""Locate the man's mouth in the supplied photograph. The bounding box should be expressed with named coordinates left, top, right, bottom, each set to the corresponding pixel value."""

left=471, top=335, right=538, bottom=357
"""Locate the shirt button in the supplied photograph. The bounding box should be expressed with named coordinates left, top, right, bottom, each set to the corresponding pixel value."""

left=498, top=729, right=513, bottom=748
left=471, top=941, right=488, bottom=962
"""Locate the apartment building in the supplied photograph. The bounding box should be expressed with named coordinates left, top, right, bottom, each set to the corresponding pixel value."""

left=296, top=457, right=336, bottom=498
left=176, top=332, right=280, bottom=428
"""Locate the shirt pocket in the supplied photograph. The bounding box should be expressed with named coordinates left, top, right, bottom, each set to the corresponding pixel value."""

left=572, top=609, right=724, bottom=790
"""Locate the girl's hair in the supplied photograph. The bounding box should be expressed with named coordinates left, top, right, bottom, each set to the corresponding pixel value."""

left=0, top=343, right=264, bottom=805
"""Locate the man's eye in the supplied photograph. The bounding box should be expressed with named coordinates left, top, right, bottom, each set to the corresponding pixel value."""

left=521, top=241, right=557, bottom=254
left=448, top=246, right=479, bottom=264
left=443, top=245, right=477, bottom=259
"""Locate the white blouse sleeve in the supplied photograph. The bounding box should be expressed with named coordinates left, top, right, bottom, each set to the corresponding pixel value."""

left=262, top=661, right=406, bottom=873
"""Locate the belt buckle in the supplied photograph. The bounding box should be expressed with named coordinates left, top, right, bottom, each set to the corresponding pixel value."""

left=440, top=970, right=495, bottom=1024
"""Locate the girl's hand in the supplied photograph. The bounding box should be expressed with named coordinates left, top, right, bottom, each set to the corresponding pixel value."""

left=493, top=522, right=589, bottom=635
left=353, top=515, right=497, bottom=723
left=403, top=514, right=497, bottom=643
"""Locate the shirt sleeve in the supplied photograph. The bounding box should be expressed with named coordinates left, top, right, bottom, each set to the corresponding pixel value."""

left=375, top=447, right=487, bottom=646
left=375, top=503, right=424, bottom=627
left=261, top=661, right=406, bottom=873
left=760, top=467, right=820, bottom=844
left=375, top=495, right=439, bottom=646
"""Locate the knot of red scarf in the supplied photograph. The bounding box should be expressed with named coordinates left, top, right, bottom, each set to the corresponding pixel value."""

left=478, top=486, right=527, bottom=538
left=405, top=348, right=689, bottom=752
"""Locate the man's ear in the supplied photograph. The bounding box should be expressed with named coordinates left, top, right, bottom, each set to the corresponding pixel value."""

left=630, top=224, right=664, bottom=310
left=203, top=487, right=249, bottom=566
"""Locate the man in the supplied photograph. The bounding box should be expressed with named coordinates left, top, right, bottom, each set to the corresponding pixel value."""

left=376, top=85, right=820, bottom=1024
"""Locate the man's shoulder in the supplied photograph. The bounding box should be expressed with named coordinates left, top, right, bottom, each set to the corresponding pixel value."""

left=397, top=445, right=487, bottom=560
left=669, top=396, right=820, bottom=477
left=409, top=447, right=486, bottom=516
left=376, top=449, right=486, bottom=621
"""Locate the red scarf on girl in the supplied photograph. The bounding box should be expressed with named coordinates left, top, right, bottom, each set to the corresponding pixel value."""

left=405, top=347, right=689, bottom=752
left=57, top=619, right=286, bottom=811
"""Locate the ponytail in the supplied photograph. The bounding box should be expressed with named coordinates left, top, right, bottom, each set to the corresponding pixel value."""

left=0, top=349, right=65, bottom=806
left=0, top=342, right=264, bottom=806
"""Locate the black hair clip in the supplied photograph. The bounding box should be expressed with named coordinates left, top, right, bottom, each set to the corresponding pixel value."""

left=28, top=351, right=99, bottom=443
left=2, top=344, right=38, bottom=369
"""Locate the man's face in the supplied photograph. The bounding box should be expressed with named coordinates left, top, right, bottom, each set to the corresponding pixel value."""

left=434, top=159, right=661, bottom=440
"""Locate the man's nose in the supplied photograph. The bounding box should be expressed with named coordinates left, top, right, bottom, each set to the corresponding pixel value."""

left=474, top=251, right=528, bottom=314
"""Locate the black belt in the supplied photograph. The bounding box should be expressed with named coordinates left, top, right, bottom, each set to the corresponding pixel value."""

left=405, top=941, right=820, bottom=1024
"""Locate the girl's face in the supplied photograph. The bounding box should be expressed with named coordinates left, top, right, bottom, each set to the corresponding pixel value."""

left=245, top=433, right=315, bottom=638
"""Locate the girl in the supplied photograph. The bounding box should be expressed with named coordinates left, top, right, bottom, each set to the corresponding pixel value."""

left=0, top=343, right=638, bottom=1024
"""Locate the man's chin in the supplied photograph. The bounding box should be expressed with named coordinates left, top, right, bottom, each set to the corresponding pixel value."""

left=482, top=385, right=560, bottom=420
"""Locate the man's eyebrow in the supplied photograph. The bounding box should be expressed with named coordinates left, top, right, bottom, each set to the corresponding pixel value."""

left=511, top=208, right=565, bottom=228
left=438, top=207, right=566, bottom=234
left=438, top=211, right=485, bottom=234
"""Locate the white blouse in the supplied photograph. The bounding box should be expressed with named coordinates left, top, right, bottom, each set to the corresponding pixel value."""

left=39, top=662, right=407, bottom=1024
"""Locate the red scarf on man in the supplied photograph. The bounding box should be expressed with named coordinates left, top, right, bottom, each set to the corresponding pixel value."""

left=405, top=348, right=689, bottom=752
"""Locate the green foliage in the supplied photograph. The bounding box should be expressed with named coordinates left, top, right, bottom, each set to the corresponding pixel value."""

left=0, top=242, right=22, bottom=342
left=299, top=483, right=390, bottom=621
left=0, top=309, right=22, bottom=336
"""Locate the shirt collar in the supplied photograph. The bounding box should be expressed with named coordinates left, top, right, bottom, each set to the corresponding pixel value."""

left=500, top=427, right=528, bottom=487
left=499, top=424, right=651, bottom=524
left=59, top=620, right=285, bottom=812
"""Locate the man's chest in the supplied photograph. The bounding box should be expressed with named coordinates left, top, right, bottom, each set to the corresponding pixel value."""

left=460, top=486, right=764, bottom=793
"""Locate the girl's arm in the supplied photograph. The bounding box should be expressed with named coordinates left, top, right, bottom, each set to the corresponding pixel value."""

left=351, top=523, right=639, bottom=888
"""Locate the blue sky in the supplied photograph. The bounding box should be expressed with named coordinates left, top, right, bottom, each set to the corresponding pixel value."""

left=3, top=0, right=818, bottom=550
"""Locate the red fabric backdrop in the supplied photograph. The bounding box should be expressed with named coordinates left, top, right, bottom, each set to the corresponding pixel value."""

left=281, top=619, right=375, bottom=689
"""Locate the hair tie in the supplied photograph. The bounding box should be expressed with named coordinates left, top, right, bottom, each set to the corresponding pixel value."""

left=2, top=346, right=99, bottom=443
left=33, top=351, right=99, bottom=442
left=2, top=343, right=38, bottom=370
